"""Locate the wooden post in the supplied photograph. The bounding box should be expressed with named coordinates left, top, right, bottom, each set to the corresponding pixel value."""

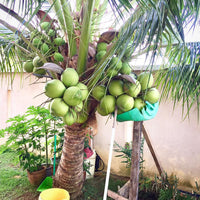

left=129, top=121, right=143, bottom=200
left=108, top=190, right=128, bottom=200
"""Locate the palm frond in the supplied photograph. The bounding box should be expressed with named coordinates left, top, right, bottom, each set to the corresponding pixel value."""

left=47, top=0, right=66, bottom=36
left=90, top=0, right=108, bottom=36
left=156, top=42, right=200, bottom=119
left=77, top=0, right=95, bottom=75
left=0, top=37, right=23, bottom=83
left=60, top=0, right=77, bottom=57
left=0, top=3, right=35, bottom=31
left=2, top=0, right=45, bottom=16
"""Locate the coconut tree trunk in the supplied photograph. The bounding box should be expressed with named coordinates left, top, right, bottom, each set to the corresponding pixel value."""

left=53, top=124, right=86, bottom=199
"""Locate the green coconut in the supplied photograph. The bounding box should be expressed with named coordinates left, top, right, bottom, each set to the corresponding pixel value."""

left=33, top=56, right=44, bottom=68
left=54, top=52, right=64, bottom=62
left=108, top=79, right=124, bottom=97
left=63, top=86, right=83, bottom=106
left=116, top=94, right=134, bottom=112
left=50, top=98, right=69, bottom=117
left=117, top=109, right=124, bottom=115
left=134, top=98, right=146, bottom=110
left=97, top=104, right=108, bottom=116
left=40, top=22, right=50, bottom=31
left=76, top=111, right=88, bottom=124
left=45, top=79, right=66, bottom=98
left=48, top=29, right=56, bottom=37
left=32, top=38, right=43, bottom=48
left=92, top=85, right=106, bottom=101
left=110, top=57, right=122, bottom=70
left=63, top=109, right=77, bottom=126
left=143, top=88, right=160, bottom=104
left=76, top=82, right=88, bottom=100
left=54, top=37, right=65, bottom=46
left=74, top=101, right=83, bottom=112
left=100, top=95, right=116, bottom=115
left=23, top=61, right=34, bottom=73
left=137, top=72, right=154, bottom=90
left=120, top=62, right=132, bottom=75
left=33, top=67, right=46, bottom=76
left=61, top=68, right=79, bottom=87
left=97, top=42, right=107, bottom=52
left=40, top=43, right=49, bottom=54
left=106, top=68, right=118, bottom=78
left=96, top=50, right=106, bottom=63
left=123, top=80, right=141, bottom=97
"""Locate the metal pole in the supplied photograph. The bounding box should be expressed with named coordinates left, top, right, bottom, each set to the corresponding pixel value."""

left=103, top=110, right=117, bottom=200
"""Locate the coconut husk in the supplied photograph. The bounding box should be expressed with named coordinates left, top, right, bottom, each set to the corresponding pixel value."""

left=36, top=10, right=57, bottom=29
left=98, top=30, right=119, bottom=44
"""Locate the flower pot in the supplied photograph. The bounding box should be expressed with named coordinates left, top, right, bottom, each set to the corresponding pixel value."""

left=46, top=165, right=52, bottom=177
left=27, top=166, right=47, bottom=186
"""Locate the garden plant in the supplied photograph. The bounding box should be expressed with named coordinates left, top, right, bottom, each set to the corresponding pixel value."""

left=0, top=0, right=200, bottom=199
left=0, top=106, right=65, bottom=175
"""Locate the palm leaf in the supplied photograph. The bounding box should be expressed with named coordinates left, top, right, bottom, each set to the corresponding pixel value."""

left=60, top=0, right=77, bottom=57
left=156, top=42, right=200, bottom=119
left=77, top=0, right=95, bottom=75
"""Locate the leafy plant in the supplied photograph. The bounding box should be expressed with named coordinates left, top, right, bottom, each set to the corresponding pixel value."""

left=0, top=106, right=65, bottom=172
left=152, top=173, right=196, bottom=200
left=114, top=142, right=132, bottom=168
left=83, top=161, right=92, bottom=176
left=83, top=135, right=94, bottom=175
left=114, top=137, right=145, bottom=168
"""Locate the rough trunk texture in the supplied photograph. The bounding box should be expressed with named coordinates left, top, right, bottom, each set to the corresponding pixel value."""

left=53, top=124, right=86, bottom=199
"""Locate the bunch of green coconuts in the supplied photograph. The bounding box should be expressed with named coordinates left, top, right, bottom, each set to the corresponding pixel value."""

left=44, top=68, right=89, bottom=126
left=23, top=21, right=65, bottom=76
left=93, top=42, right=160, bottom=116
left=23, top=24, right=160, bottom=124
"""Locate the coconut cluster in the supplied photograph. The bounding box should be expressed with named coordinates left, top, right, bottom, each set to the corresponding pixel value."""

left=92, top=71, right=160, bottom=116
left=44, top=68, right=89, bottom=126
left=96, top=42, right=132, bottom=77
left=23, top=21, right=66, bottom=76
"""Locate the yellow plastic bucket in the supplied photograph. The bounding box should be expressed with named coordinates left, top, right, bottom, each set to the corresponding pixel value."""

left=39, top=188, right=70, bottom=200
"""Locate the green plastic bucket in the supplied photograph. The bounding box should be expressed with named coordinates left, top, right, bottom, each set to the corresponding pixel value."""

left=39, top=188, right=70, bottom=200
left=117, top=101, right=159, bottom=122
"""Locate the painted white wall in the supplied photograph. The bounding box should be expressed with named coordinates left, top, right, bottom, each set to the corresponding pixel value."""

left=0, top=73, right=46, bottom=129
left=95, top=100, right=200, bottom=188
left=143, top=101, right=200, bottom=187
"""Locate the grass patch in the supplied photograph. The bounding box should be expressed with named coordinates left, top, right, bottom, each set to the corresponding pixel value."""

left=0, top=151, right=39, bottom=200
left=83, top=173, right=128, bottom=199
left=0, top=151, right=129, bottom=200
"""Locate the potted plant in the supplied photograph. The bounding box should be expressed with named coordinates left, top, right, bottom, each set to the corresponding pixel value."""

left=0, top=106, right=65, bottom=185
left=24, top=106, right=65, bottom=176
left=0, top=113, right=46, bottom=185
left=20, top=152, right=46, bottom=186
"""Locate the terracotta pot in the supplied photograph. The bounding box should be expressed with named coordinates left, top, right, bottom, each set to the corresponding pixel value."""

left=27, top=166, right=46, bottom=186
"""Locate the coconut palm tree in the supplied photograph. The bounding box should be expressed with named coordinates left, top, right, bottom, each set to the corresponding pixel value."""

left=0, top=0, right=200, bottom=199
